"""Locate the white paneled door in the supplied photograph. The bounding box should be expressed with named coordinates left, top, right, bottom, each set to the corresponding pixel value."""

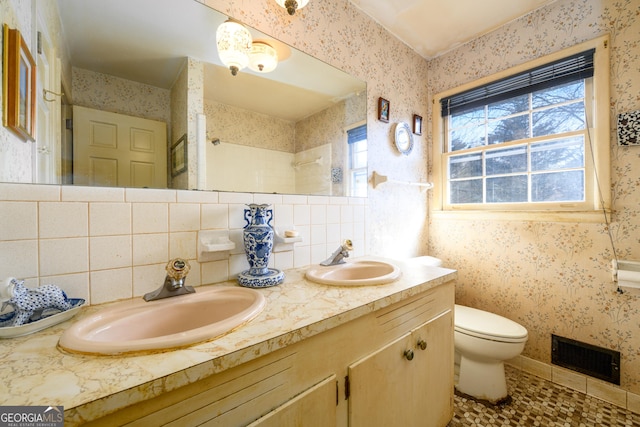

left=73, top=106, right=167, bottom=188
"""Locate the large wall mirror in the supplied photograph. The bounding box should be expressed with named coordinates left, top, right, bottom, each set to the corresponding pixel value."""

left=27, top=0, right=367, bottom=196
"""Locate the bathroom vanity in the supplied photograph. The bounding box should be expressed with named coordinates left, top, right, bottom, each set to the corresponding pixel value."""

left=0, top=258, right=455, bottom=426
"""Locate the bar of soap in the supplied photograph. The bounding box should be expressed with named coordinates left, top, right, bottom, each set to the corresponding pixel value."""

left=284, top=230, right=299, bottom=237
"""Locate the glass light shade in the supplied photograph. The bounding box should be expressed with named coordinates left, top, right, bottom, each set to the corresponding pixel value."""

left=274, top=0, right=310, bottom=15
left=216, top=19, right=252, bottom=76
left=248, top=42, right=278, bottom=73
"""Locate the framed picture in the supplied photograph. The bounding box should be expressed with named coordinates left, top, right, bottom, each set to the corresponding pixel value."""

left=171, top=134, right=188, bottom=176
left=378, top=97, right=390, bottom=123
left=413, top=114, right=423, bottom=135
left=2, top=25, right=36, bottom=142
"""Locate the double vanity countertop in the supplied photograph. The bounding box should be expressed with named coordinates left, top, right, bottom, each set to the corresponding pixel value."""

left=0, top=257, right=455, bottom=423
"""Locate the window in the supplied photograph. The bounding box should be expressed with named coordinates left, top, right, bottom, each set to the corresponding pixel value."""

left=432, top=36, right=610, bottom=218
left=347, top=124, right=367, bottom=197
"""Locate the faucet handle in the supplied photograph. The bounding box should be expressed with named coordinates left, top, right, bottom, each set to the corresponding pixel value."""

left=166, top=258, right=191, bottom=280
left=343, top=239, right=353, bottom=251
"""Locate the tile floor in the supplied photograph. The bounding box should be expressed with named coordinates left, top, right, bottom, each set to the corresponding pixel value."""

left=448, top=366, right=640, bottom=426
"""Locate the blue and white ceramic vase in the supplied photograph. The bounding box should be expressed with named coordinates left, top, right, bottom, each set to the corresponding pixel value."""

left=238, top=204, right=285, bottom=288
left=243, top=204, right=274, bottom=276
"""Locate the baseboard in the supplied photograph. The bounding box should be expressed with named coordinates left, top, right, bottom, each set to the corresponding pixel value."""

left=507, top=355, right=640, bottom=415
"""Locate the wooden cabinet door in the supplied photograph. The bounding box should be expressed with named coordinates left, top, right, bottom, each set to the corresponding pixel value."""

left=347, top=332, right=415, bottom=427
left=348, top=309, right=454, bottom=427
left=411, top=310, right=454, bottom=427
left=247, top=375, right=337, bottom=427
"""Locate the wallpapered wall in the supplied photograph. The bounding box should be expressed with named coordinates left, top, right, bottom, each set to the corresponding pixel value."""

left=0, top=0, right=35, bottom=182
left=10, top=0, right=637, bottom=396
left=427, top=0, right=640, bottom=394
left=201, top=0, right=431, bottom=258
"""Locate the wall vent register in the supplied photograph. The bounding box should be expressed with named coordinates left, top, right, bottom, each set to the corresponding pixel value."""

left=551, top=334, right=620, bottom=385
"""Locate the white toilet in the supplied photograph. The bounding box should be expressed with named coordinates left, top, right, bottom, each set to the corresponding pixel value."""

left=454, top=304, right=528, bottom=403
left=409, top=256, right=528, bottom=403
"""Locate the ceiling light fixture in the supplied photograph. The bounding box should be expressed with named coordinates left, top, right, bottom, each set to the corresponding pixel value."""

left=216, top=19, right=252, bottom=76
left=248, top=42, right=278, bottom=73
left=274, top=0, right=309, bottom=16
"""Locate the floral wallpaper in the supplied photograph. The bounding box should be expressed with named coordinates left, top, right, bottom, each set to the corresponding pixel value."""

left=428, top=0, right=640, bottom=394
left=201, top=0, right=431, bottom=258
left=72, top=68, right=171, bottom=124
left=204, top=99, right=296, bottom=153
left=0, top=0, right=34, bottom=183
left=9, top=0, right=637, bottom=398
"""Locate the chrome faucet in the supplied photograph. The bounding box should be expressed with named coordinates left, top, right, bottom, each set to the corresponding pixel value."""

left=320, top=240, right=353, bottom=266
left=144, top=258, right=195, bottom=301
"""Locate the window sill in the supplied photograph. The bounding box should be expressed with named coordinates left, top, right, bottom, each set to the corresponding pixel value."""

left=430, top=209, right=610, bottom=223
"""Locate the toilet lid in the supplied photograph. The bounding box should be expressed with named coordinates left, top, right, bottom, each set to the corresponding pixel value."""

left=455, top=304, right=528, bottom=341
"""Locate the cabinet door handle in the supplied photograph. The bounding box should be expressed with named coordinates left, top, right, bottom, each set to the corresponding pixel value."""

left=404, top=349, right=414, bottom=361
left=417, top=339, right=427, bottom=351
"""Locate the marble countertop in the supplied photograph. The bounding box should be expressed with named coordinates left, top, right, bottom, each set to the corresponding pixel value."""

left=0, top=257, right=455, bottom=423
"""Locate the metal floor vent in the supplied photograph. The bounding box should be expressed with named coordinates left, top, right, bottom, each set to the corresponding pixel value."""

left=551, top=334, right=620, bottom=385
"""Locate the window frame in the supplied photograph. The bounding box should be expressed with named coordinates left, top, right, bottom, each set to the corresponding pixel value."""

left=345, top=121, right=367, bottom=197
left=431, top=35, right=610, bottom=222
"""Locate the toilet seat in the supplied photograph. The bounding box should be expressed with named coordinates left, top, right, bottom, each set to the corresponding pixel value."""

left=455, top=304, right=528, bottom=343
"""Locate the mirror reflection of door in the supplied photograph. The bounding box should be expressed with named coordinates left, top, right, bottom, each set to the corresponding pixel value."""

left=72, top=106, right=167, bottom=188
left=60, top=97, right=73, bottom=185
left=35, top=16, right=61, bottom=184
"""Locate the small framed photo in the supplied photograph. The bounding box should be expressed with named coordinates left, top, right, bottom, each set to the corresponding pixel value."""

left=378, top=97, right=390, bottom=123
left=171, top=134, right=188, bottom=176
left=413, top=114, right=423, bottom=135
left=2, top=25, right=36, bottom=142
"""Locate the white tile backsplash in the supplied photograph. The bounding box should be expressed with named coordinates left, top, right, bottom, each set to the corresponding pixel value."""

left=126, top=188, right=176, bottom=203
left=273, top=204, right=294, bottom=227
left=0, top=202, right=37, bottom=240
left=62, top=185, right=124, bottom=202
left=132, top=203, right=169, bottom=234
left=0, top=184, right=367, bottom=306
left=169, top=231, right=197, bottom=260
left=201, top=259, right=229, bottom=285
left=311, top=224, right=327, bottom=245
left=293, top=204, right=311, bottom=225
left=218, top=192, right=253, bottom=204
left=282, top=194, right=307, bottom=205
left=90, top=235, right=132, bottom=270
left=133, top=233, right=169, bottom=265
left=201, top=204, right=229, bottom=229
left=90, top=203, right=131, bottom=236
left=40, top=272, right=90, bottom=302
left=91, top=267, right=132, bottom=304
left=39, top=237, right=88, bottom=276
left=326, top=205, right=341, bottom=224
left=228, top=204, right=248, bottom=229
left=169, top=203, right=201, bottom=232
left=0, top=240, right=38, bottom=278
left=310, top=204, right=327, bottom=224
left=273, top=250, right=294, bottom=271
left=0, top=183, right=59, bottom=201
left=39, top=202, right=88, bottom=238
left=340, top=205, right=354, bottom=223
left=176, top=189, right=218, bottom=204
left=293, top=245, right=311, bottom=268
left=132, top=263, right=166, bottom=297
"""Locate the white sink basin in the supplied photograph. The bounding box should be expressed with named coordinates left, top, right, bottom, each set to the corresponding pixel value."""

left=58, top=286, right=266, bottom=355
left=305, top=260, right=401, bottom=286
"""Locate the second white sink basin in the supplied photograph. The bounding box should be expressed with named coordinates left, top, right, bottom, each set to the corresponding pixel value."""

left=58, top=286, right=266, bottom=355
left=305, top=260, right=401, bottom=286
